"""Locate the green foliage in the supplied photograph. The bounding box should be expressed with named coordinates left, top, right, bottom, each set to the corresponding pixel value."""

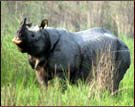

left=1, top=1, right=134, bottom=37
left=1, top=1, right=134, bottom=106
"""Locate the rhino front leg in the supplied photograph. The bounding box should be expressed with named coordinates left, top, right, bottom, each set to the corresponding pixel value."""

left=35, top=67, right=49, bottom=87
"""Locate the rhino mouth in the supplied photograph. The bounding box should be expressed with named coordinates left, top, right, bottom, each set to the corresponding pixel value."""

left=12, top=37, right=22, bottom=45
left=12, top=37, right=26, bottom=52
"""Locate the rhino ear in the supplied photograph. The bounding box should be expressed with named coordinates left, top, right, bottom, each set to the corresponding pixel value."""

left=40, top=19, right=48, bottom=29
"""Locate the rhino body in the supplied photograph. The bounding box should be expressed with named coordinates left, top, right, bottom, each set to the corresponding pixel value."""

left=13, top=19, right=130, bottom=92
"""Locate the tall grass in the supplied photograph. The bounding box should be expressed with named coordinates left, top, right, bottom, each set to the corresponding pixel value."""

left=1, top=27, right=134, bottom=106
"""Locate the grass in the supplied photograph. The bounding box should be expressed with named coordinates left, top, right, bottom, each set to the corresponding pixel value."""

left=1, top=27, right=134, bottom=106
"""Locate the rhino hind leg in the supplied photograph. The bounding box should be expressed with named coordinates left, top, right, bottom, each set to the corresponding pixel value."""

left=111, top=50, right=130, bottom=95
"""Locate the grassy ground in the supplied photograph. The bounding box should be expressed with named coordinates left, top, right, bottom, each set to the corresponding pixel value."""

left=1, top=27, right=134, bottom=106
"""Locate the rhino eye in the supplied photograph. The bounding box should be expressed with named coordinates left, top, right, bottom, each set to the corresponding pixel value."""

left=31, top=34, right=35, bottom=37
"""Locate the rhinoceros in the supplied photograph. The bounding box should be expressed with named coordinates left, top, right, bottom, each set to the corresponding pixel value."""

left=12, top=18, right=130, bottom=93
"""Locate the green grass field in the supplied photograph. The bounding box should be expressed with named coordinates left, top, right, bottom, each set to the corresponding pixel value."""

left=1, top=26, right=134, bottom=106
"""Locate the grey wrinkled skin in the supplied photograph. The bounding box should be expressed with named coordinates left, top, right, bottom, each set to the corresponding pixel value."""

left=72, top=28, right=130, bottom=81
left=44, top=27, right=130, bottom=79
left=35, top=27, right=130, bottom=92
left=13, top=21, right=130, bottom=93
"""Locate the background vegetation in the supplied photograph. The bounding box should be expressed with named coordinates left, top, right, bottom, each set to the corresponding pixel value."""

left=1, top=1, right=134, bottom=106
